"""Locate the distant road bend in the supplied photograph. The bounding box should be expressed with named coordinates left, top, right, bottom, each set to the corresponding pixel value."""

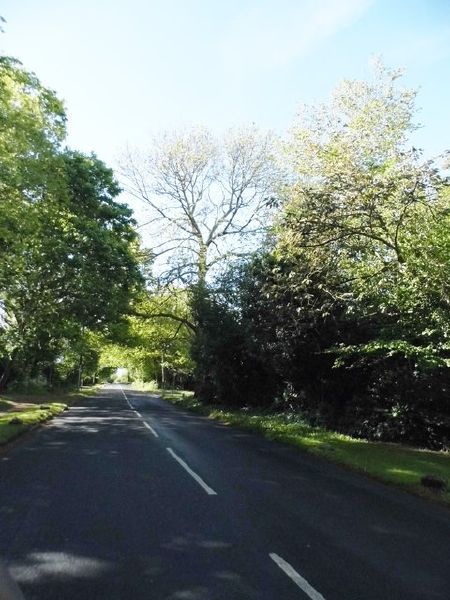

left=0, top=384, right=449, bottom=599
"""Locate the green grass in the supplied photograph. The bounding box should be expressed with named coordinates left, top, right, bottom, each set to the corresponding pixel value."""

left=130, top=381, right=159, bottom=393
left=160, top=390, right=450, bottom=506
left=0, top=386, right=97, bottom=447
left=0, top=403, right=67, bottom=445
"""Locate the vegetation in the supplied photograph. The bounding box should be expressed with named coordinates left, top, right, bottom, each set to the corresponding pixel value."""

left=118, top=127, right=279, bottom=393
left=1, top=43, right=449, bottom=462
left=97, top=290, right=194, bottom=387
left=175, top=63, right=450, bottom=451
left=120, top=127, right=278, bottom=287
left=0, top=55, right=143, bottom=391
left=160, top=389, right=450, bottom=505
left=0, top=397, right=66, bottom=445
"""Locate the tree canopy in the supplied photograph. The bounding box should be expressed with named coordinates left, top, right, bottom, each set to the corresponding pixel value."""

left=2, top=49, right=449, bottom=450
left=0, top=57, right=143, bottom=389
left=121, top=126, right=278, bottom=286
left=180, top=63, right=450, bottom=449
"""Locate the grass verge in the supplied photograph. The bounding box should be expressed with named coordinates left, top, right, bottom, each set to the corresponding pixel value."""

left=129, top=381, right=159, bottom=393
left=0, top=386, right=97, bottom=447
left=0, top=403, right=67, bottom=445
left=159, top=389, right=450, bottom=506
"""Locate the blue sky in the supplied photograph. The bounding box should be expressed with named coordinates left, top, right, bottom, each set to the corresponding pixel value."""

left=1, top=0, right=449, bottom=168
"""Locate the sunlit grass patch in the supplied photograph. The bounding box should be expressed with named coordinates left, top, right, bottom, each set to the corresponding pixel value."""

left=130, top=381, right=159, bottom=393
left=0, top=386, right=95, bottom=447
left=160, top=390, right=450, bottom=506
left=0, top=402, right=67, bottom=445
left=68, top=385, right=99, bottom=398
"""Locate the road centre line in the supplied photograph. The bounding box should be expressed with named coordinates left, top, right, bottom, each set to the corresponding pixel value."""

left=166, top=447, right=217, bottom=496
left=143, top=421, right=159, bottom=438
left=120, top=385, right=159, bottom=438
left=121, top=387, right=215, bottom=494
left=119, top=385, right=134, bottom=410
left=269, top=553, right=326, bottom=600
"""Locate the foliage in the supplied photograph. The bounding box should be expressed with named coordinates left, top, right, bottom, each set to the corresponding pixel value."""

left=2, top=50, right=449, bottom=453
left=1, top=150, right=142, bottom=387
left=120, top=126, right=279, bottom=396
left=259, top=64, right=449, bottom=448
left=97, top=289, right=194, bottom=386
left=0, top=56, right=143, bottom=389
left=188, top=62, right=450, bottom=450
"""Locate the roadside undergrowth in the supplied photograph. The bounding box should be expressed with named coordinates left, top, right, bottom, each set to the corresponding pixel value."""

left=159, top=389, right=450, bottom=507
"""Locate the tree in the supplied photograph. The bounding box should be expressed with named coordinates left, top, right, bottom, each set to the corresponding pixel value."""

left=279, top=60, right=448, bottom=352
left=0, top=55, right=66, bottom=274
left=97, top=290, right=194, bottom=386
left=260, top=61, right=450, bottom=445
left=196, top=62, right=450, bottom=447
left=189, top=258, right=280, bottom=405
left=121, top=126, right=278, bottom=286
left=120, top=126, right=279, bottom=398
left=0, top=56, right=67, bottom=388
left=0, top=52, right=146, bottom=390
left=0, top=150, right=143, bottom=388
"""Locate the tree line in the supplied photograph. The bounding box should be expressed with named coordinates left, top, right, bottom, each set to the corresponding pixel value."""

left=2, top=50, right=449, bottom=450
left=118, top=62, right=450, bottom=450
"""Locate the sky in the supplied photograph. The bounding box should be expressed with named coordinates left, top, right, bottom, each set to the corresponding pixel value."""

left=1, top=0, right=450, bottom=174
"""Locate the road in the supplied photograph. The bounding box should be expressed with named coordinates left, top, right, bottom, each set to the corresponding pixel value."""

left=0, top=384, right=449, bottom=599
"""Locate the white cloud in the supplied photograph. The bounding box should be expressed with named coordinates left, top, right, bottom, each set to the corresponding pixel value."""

left=220, top=0, right=373, bottom=72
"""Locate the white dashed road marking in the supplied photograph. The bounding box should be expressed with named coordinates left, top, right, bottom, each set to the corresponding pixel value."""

left=143, top=421, right=159, bottom=438
left=119, top=385, right=134, bottom=410
left=166, top=447, right=217, bottom=496
left=269, top=553, right=326, bottom=600
left=120, top=385, right=159, bottom=438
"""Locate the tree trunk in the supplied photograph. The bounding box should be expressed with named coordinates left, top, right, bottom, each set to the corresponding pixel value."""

left=0, top=358, right=12, bottom=392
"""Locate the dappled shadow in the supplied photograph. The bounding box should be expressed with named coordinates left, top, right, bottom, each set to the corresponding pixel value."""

left=6, top=534, right=265, bottom=600
left=1, top=385, right=450, bottom=599
left=0, top=387, right=276, bottom=599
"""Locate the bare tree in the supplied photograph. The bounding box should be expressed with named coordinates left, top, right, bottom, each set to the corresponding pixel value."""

left=120, top=126, right=279, bottom=287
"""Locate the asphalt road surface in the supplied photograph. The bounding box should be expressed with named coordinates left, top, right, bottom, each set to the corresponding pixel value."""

left=0, top=384, right=449, bottom=599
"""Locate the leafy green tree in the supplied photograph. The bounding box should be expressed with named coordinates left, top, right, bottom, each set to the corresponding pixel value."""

left=0, top=148, right=143, bottom=388
left=201, top=63, right=449, bottom=448
left=190, top=262, right=280, bottom=405
left=0, top=56, right=67, bottom=387
left=97, top=290, right=194, bottom=386
left=259, top=61, right=450, bottom=445
left=279, top=61, right=448, bottom=357
left=0, top=56, right=65, bottom=253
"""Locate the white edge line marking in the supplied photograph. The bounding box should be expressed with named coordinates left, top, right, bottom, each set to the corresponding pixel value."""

left=166, top=447, right=217, bottom=496
left=143, top=421, right=159, bottom=438
left=269, top=554, right=326, bottom=600
left=135, top=411, right=142, bottom=418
